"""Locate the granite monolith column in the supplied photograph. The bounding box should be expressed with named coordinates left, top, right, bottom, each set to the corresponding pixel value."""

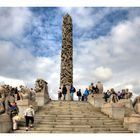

left=60, top=14, right=73, bottom=100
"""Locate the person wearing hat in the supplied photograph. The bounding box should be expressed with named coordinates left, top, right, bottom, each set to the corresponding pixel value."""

left=24, top=105, right=35, bottom=131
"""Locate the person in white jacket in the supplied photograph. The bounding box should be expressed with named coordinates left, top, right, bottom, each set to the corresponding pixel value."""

left=24, top=105, right=35, bottom=131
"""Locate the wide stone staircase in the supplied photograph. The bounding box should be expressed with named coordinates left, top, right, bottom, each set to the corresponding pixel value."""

left=14, top=101, right=132, bottom=133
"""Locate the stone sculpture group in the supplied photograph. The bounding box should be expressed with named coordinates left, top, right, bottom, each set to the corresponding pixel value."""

left=0, top=79, right=50, bottom=133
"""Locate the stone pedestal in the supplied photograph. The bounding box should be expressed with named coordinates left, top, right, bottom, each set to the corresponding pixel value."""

left=101, top=102, right=125, bottom=121
left=134, top=103, right=140, bottom=114
left=118, top=99, right=133, bottom=109
left=0, top=113, right=12, bottom=133
left=88, top=94, right=105, bottom=108
left=118, top=99, right=135, bottom=116
left=36, top=84, right=50, bottom=106
left=16, top=99, right=38, bottom=116
left=66, top=85, right=71, bottom=101
left=124, top=114, right=140, bottom=132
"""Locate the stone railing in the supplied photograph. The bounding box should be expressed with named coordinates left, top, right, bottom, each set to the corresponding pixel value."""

left=88, top=94, right=140, bottom=133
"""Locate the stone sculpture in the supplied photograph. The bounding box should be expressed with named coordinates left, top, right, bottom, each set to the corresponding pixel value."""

left=108, top=88, right=119, bottom=103
left=35, top=79, right=49, bottom=106
left=35, top=79, right=48, bottom=93
left=19, top=85, right=30, bottom=100
left=124, top=89, right=133, bottom=99
left=96, top=81, right=103, bottom=94
left=133, top=95, right=140, bottom=114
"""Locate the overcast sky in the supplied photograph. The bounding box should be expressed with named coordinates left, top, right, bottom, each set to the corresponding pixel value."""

left=0, top=7, right=140, bottom=99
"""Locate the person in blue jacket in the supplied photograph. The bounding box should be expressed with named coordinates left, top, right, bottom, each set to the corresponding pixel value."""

left=70, top=84, right=76, bottom=101
left=83, top=88, right=89, bottom=101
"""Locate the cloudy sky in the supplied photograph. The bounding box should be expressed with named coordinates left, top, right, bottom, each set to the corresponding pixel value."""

left=0, top=7, right=140, bottom=99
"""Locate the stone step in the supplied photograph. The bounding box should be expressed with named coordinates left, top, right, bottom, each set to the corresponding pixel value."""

left=35, top=119, right=122, bottom=125
left=35, top=116, right=109, bottom=119
left=34, top=118, right=116, bottom=122
left=35, top=113, right=108, bottom=116
left=13, top=100, right=132, bottom=133
left=14, top=130, right=131, bottom=133
left=16, top=127, right=129, bottom=132
left=34, top=122, right=122, bottom=126
left=39, top=113, right=103, bottom=116
left=32, top=125, right=124, bottom=129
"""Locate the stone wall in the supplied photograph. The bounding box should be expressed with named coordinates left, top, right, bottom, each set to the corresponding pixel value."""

left=0, top=114, right=12, bottom=133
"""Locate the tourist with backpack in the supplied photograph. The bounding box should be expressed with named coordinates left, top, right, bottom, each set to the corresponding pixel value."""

left=83, top=88, right=89, bottom=101
left=77, top=89, right=82, bottom=101
left=70, top=84, right=76, bottom=101
left=24, top=105, right=35, bottom=131
left=62, top=85, right=67, bottom=101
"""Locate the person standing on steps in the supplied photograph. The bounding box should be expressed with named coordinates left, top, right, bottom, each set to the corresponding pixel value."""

left=83, top=88, right=89, bottom=101
left=70, top=84, right=76, bottom=101
left=24, top=105, right=35, bottom=131
left=77, top=89, right=82, bottom=101
left=57, top=87, right=62, bottom=100
left=62, top=84, right=67, bottom=101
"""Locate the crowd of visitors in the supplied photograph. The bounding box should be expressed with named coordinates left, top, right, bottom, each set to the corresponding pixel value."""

left=57, top=81, right=103, bottom=101
left=57, top=81, right=133, bottom=103
left=103, top=88, right=133, bottom=103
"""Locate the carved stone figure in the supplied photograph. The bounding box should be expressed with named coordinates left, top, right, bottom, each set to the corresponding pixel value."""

left=19, top=85, right=30, bottom=100
left=35, top=79, right=49, bottom=106
left=96, top=81, right=103, bottom=94
left=0, top=85, right=15, bottom=114
left=30, top=88, right=36, bottom=101
left=133, top=95, right=140, bottom=114
left=124, top=89, right=133, bottom=99
left=108, top=88, right=119, bottom=103
left=35, top=79, right=48, bottom=93
left=0, top=86, right=6, bottom=114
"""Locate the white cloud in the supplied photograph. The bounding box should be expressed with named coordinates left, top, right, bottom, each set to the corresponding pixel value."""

left=0, top=40, right=60, bottom=98
left=0, top=8, right=32, bottom=39
left=0, top=76, right=25, bottom=87
left=73, top=13, right=140, bottom=97
left=94, top=66, right=112, bottom=82
left=60, top=7, right=111, bottom=29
